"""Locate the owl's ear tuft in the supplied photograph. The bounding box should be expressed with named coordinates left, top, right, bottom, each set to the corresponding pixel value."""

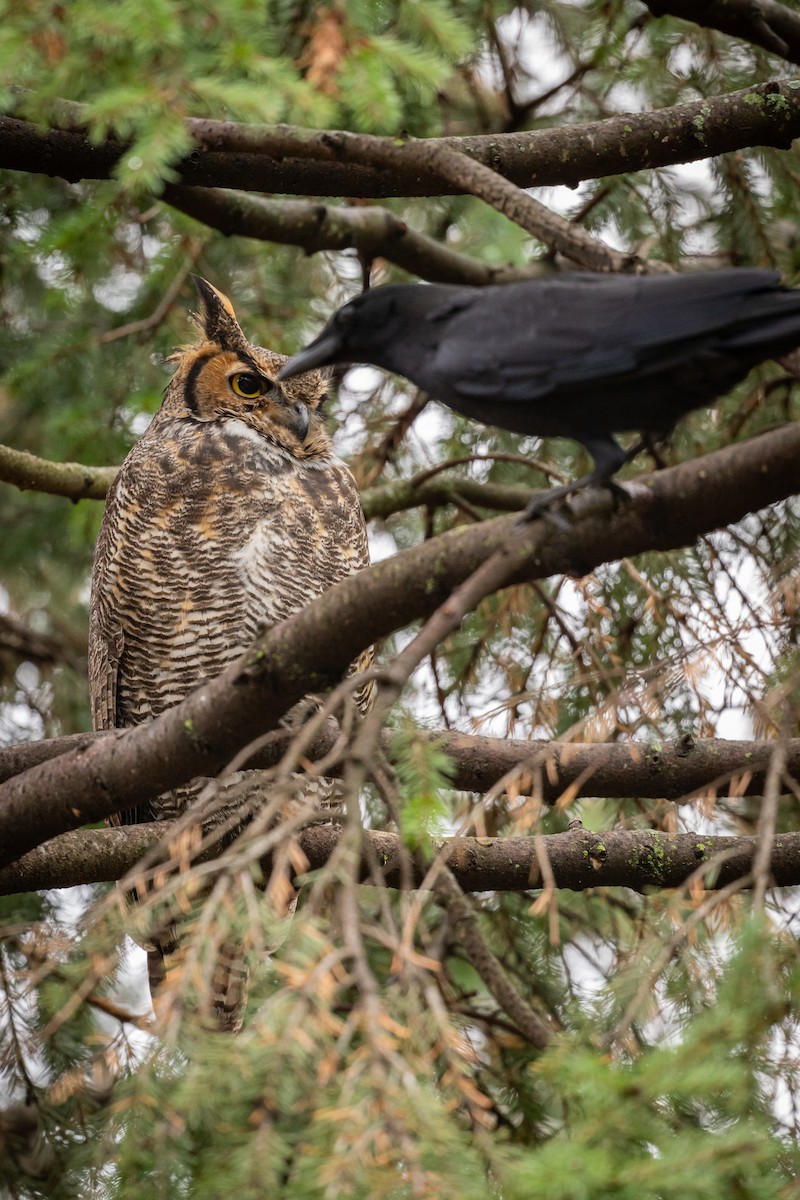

left=192, top=276, right=249, bottom=351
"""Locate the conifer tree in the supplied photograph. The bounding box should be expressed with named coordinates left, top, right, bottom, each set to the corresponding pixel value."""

left=1, top=2, right=800, bottom=1195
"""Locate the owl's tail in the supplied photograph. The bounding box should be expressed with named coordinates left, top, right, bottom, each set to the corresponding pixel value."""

left=208, top=941, right=249, bottom=1033
left=146, top=938, right=249, bottom=1034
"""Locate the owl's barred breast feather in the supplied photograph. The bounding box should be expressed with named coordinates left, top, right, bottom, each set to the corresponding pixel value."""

left=88, top=279, right=372, bottom=1027
left=93, top=416, right=367, bottom=743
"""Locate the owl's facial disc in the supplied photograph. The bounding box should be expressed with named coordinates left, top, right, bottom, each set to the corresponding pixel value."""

left=227, top=366, right=311, bottom=442
left=168, top=324, right=331, bottom=457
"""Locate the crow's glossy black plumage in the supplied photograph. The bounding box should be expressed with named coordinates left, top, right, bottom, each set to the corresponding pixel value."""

left=278, top=269, right=800, bottom=486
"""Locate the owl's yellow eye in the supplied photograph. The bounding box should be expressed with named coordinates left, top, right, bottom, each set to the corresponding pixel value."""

left=230, top=372, right=265, bottom=399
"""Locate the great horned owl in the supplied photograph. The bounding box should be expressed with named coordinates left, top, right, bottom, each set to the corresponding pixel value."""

left=88, top=278, right=371, bottom=1027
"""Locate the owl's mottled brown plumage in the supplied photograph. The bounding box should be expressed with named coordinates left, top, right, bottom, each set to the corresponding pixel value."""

left=88, top=279, right=371, bottom=1026
left=90, top=278, right=370, bottom=810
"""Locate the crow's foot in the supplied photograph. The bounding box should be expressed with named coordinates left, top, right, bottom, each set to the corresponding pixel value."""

left=516, top=473, right=631, bottom=526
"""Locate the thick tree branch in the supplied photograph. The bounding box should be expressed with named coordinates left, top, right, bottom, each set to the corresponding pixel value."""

left=2, top=80, right=800, bottom=199
left=0, top=424, right=798, bottom=868
left=165, top=186, right=541, bottom=286
left=0, top=732, right=105, bottom=782
left=278, top=133, right=641, bottom=272
left=2, top=821, right=798, bottom=896
left=647, top=0, right=800, bottom=65
left=0, top=442, right=117, bottom=501
left=1, top=729, right=797, bottom=804
left=302, top=824, right=800, bottom=893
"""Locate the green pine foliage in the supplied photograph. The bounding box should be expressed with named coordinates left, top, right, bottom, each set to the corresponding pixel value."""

left=392, top=717, right=457, bottom=846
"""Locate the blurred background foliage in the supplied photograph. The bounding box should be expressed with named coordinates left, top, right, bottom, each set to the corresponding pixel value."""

left=2, top=0, right=800, bottom=1196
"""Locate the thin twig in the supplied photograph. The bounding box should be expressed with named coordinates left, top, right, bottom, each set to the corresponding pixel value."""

left=434, top=867, right=552, bottom=1048
left=753, top=741, right=789, bottom=909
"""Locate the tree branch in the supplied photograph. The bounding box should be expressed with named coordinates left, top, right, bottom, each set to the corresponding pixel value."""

left=433, top=867, right=552, bottom=1047
left=165, top=186, right=542, bottom=287
left=647, top=0, right=800, bottom=65
left=360, top=474, right=534, bottom=519
left=277, top=132, right=642, bottom=272
left=0, top=442, right=117, bottom=501
left=2, top=80, right=800, bottom=199
left=0, top=423, right=798, bottom=868
left=2, top=821, right=798, bottom=896
left=1, top=727, right=797, bottom=804
left=304, top=824, right=800, bottom=893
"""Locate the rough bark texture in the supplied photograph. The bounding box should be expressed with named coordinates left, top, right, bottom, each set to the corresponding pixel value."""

left=3, top=80, right=800, bottom=198
left=2, top=822, right=797, bottom=896
left=2, top=728, right=795, bottom=802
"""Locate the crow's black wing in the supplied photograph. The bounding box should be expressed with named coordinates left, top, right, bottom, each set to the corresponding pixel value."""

left=428, top=269, right=785, bottom=402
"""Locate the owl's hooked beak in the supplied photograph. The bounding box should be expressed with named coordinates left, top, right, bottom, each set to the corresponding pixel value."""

left=286, top=399, right=310, bottom=442
left=278, top=330, right=344, bottom=381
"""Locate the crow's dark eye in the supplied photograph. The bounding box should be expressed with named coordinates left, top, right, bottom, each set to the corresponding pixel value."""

left=230, top=372, right=264, bottom=399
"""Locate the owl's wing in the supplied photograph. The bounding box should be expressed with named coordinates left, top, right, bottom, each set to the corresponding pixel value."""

left=88, top=616, right=122, bottom=733
left=87, top=513, right=127, bottom=823
left=349, top=645, right=375, bottom=715
left=88, top=512, right=124, bottom=733
left=88, top=615, right=126, bottom=826
left=326, top=462, right=375, bottom=715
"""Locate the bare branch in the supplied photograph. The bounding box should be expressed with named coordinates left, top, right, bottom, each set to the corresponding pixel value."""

left=0, top=733, right=105, bottom=782
left=3, top=821, right=799, bottom=896
left=753, top=738, right=789, bottom=907
left=0, top=442, right=117, bottom=502
left=433, top=867, right=552, bottom=1047
left=0, top=823, right=160, bottom=892
left=279, top=132, right=644, bottom=272
left=2, top=727, right=798, bottom=804
left=0, top=612, right=85, bottom=673
left=647, top=0, right=800, bottom=65
left=166, top=187, right=543, bottom=286
left=2, top=80, right=800, bottom=200
left=96, top=238, right=205, bottom=343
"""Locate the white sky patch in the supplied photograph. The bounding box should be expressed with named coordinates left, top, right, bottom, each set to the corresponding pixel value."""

left=368, top=528, right=397, bottom=564
left=129, top=410, right=153, bottom=436
left=0, top=582, right=46, bottom=742
left=35, top=248, right=70, bottom=288
left=94, top=269, right=142, bottom=313
left=562, top=935, right=618, bottom=1001
left=0, top=702, right=44, bottom=745
left=488, top=10, right=568, bottom=104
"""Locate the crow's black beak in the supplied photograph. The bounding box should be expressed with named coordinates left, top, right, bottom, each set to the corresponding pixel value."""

left=278, top=331, right=343, bottom=381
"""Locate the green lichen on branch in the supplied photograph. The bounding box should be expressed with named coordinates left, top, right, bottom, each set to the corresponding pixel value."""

left=0, top=442, right=117, bottom=501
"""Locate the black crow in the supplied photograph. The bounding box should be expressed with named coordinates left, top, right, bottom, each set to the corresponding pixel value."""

left=278, top=269, right=800, bottom=507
